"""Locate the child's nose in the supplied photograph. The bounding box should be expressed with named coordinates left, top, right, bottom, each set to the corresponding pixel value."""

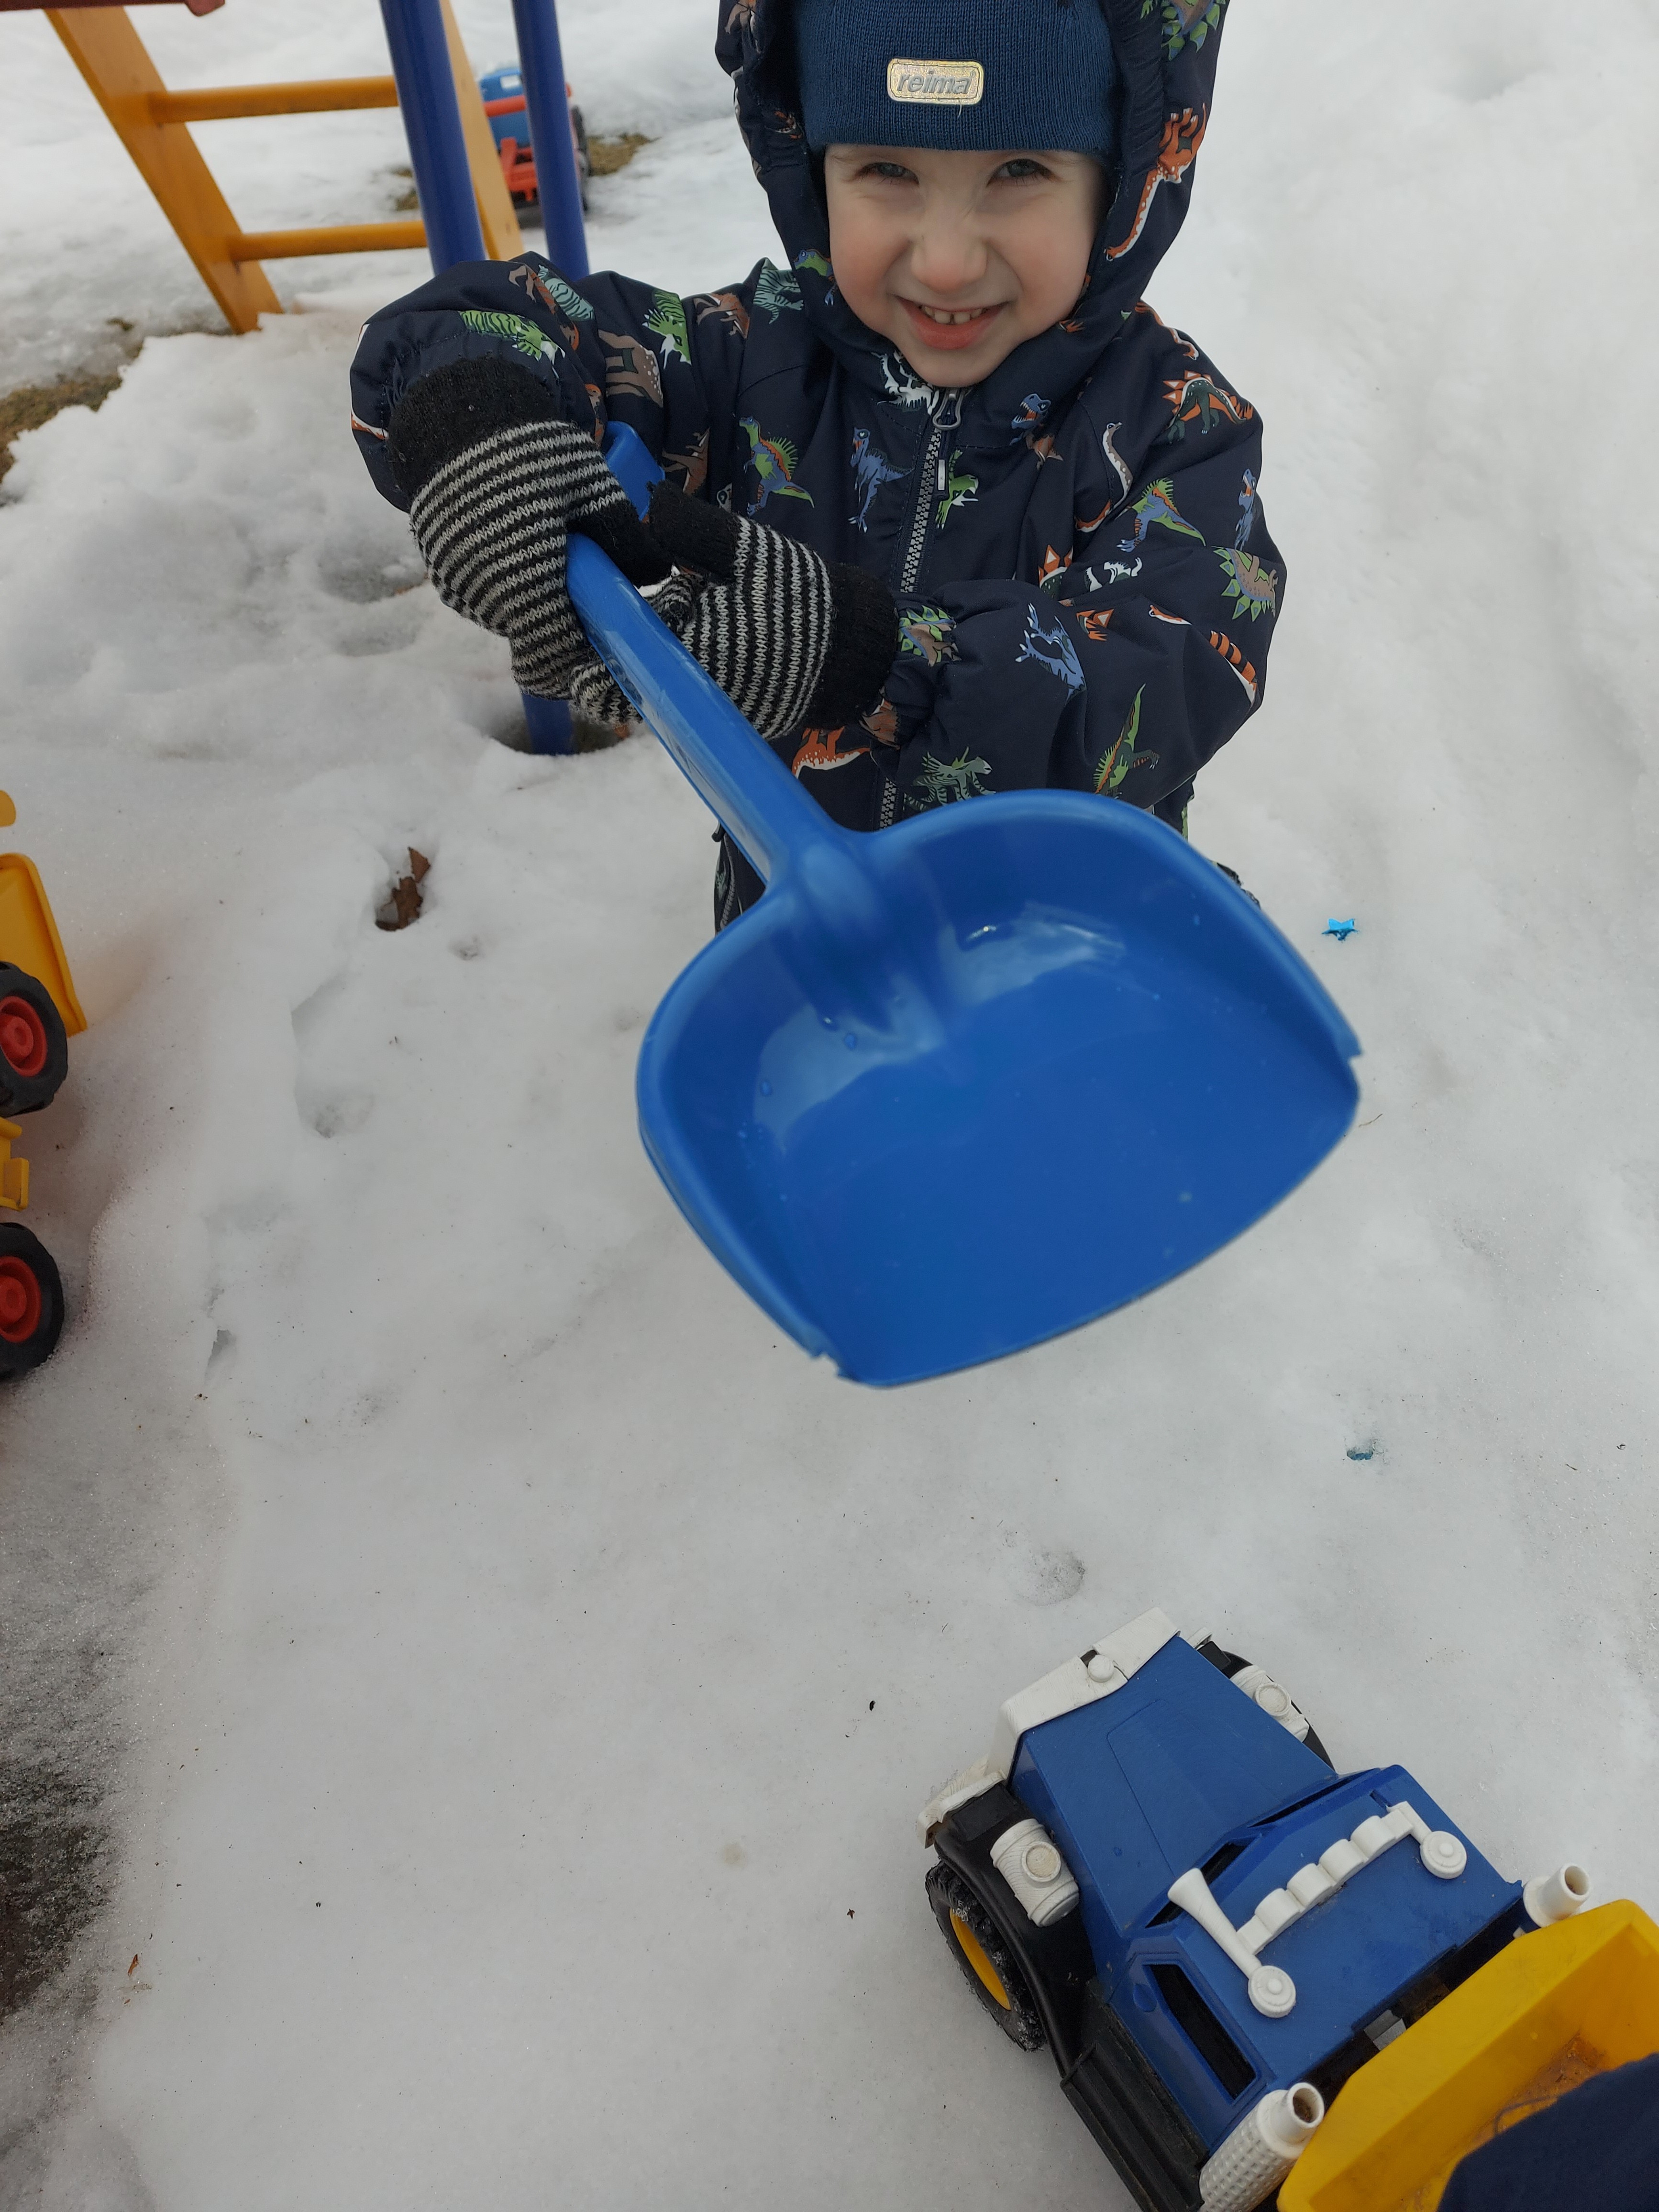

left=907, top=219, right=991, bottom=298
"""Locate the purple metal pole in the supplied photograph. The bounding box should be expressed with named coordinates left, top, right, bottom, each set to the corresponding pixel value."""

left=509, top=0, right=590, bottom=277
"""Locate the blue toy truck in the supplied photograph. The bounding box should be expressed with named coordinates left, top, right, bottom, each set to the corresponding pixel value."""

left=918, top=1609, right=1656, bottom=2212
left=477, top=63, right=588, bottom=209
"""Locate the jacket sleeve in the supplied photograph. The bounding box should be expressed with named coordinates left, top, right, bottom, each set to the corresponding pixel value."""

left=869, top=409, right=1283, bottom=815
left=347, top=252, right=767, bottom=511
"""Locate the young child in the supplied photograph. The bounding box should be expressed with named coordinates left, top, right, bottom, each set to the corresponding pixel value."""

left=350, top=0, right=1280, bottom=927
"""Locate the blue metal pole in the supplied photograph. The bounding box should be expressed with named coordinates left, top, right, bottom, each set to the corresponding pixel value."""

left=378, top=0, right=485, bottom=272
left=381, top=0, right=573, bottom=752
left=509, top=0, right=590, bottom=277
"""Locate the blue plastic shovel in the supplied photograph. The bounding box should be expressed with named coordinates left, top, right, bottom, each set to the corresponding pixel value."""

left=566, top=427, right=1360, bottom=1386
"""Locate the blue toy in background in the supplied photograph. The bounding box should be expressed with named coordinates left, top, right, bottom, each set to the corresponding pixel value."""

left=916, top=1608, right=1659, bottom=2212
left=568, top=430, right=1363, bottom=1385
left=477, top=61, right=589, bottom=210
left=478, top=62, right=527, bottom=148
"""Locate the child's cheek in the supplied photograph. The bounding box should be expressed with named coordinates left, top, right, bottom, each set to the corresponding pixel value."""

left=826, top=209, right=900, bottom=338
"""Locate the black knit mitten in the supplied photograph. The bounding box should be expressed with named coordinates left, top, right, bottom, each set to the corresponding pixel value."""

left=571, top=485, right=898, bottom=739
left=387, top=357, right=666, bottom=698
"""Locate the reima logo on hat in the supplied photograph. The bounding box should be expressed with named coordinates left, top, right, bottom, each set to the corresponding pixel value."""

left=885, top=57, right=985, bottom=107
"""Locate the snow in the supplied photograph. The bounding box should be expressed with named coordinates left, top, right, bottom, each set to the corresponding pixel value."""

left=1, top=1, right=1658, bottom=2205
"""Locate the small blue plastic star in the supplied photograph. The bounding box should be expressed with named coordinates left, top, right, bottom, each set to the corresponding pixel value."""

left=1323, top=918, right=1357, bottom=940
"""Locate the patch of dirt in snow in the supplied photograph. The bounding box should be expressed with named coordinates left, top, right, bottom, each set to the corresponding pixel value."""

left=0, top=1750, right=111, bottom=2026
left=0, top=361, right=129, bottom=486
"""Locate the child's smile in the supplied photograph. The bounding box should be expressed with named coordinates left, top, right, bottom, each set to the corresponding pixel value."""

left=824, top=146, right=1105, bottom=385
left=902, top=299, right=1008, bottom=351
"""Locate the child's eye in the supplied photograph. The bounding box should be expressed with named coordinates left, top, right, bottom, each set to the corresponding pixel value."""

left=863, top=161, right=916, bottom=182
left=993, top=158, right=1050, bottom=182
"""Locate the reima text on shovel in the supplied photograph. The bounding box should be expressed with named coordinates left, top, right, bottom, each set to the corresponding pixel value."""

left=568, top=426, right=1360, bottom=1387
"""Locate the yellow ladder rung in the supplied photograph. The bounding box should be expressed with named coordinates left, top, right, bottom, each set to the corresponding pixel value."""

left=231, top=221, right=427, bottom=261
left=149, top=76, right=400, bottom=124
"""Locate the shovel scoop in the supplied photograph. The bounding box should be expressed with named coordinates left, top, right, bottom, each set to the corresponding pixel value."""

left=568, top=427, right=1360, bottom=1386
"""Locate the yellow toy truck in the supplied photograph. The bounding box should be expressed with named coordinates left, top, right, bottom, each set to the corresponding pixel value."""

left=0, top=791, right=85, bottom=1377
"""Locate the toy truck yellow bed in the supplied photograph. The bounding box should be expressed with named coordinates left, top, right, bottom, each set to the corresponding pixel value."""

left=1281, top=1899, right=1659, bottom=2212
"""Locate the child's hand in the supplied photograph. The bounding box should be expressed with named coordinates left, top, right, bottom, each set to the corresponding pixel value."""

left=571, top=486, right=896, bottom=740
left=387, top=357, right=668, bottom=699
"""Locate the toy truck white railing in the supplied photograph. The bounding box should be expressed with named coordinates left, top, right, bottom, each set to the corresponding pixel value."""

left=1168, top=1800, right=1469, bottom=2019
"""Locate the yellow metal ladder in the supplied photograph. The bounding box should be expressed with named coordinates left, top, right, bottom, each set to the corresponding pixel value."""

left=44, top=1, right=522, bottom=334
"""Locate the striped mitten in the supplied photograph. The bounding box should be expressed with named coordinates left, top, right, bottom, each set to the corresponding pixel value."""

left=387, top=357, right=667, bottom=698
left=572, top=485, right=898, bottom=739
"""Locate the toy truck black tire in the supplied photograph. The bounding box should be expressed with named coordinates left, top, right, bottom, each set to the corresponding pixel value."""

left=0, top=1224, right=64, bottom=1377
left=926, top=1860, right=1049, bottom=2052
left=0, top=965, right=69, bottom=1117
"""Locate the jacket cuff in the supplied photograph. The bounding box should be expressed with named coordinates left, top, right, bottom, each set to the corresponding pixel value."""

left=803, top=562, right=899, bottom=730
left=387, top=356, right=563, bottom=502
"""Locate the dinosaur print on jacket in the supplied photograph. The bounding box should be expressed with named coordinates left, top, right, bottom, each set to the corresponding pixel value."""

left=1038, top=545, right=1072, bottom=590
left=849, top=428, right=908, bottom=531
left=1162, top=369, right=1254, bottom=440
left=1208, top=626, right=1259, bottom=702
left=1101, top=422, right=1135, bottom=499
left=694, top=291, right=752, bottom=341
left=879, top=351, right=934, bottom=407
left=794, top=249, right=836, bottom=305
left=1217, top=546, right=1279, bottom=620
left=457, top=310, right=559, bottom=365
left=1156, top=0, right=1225, bottom=61
left=664, top=429, right=710, bottom=497
left=598, top=329, right=663, bottom=406
left=898, top=606, right=957, bottom=664
left=1120, top=477, right=1206, bottom=552
left=1107, top=107, right=1208, bottom=262
left=937, top=453, right=979, bottom=528
left=792, top=726, right=869, bottom=775
left=741, top=419, right=814, bottom=515
left=1017, top=606, right=1084, bottom=692
left=1094, top=685, right=1159, bottom=792
left=644, top=290, right=691, bottom=366
left=1235, top=467, right=1258, bottom=548
left=751, top=264, right=802, bottom=323
left=510, top=261, right=592, bottom=323
left=915, top=752, right=992, bottom=805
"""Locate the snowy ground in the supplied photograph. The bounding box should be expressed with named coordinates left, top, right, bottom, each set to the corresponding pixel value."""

left=1, top=3, right=1658, bottom=2206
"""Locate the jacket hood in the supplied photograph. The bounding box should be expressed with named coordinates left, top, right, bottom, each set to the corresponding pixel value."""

left=716, top=0, right=1231, bottom=422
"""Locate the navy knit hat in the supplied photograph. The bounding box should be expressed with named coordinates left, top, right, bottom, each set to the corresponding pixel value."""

left=794, top=0, right=1117, bottom=161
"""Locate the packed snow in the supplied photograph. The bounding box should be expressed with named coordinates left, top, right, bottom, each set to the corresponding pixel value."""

left=1, top=2, right=1657, bottom=2205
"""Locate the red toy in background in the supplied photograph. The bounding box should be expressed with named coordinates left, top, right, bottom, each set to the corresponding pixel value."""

left=478, top=63, right=589, bottom=209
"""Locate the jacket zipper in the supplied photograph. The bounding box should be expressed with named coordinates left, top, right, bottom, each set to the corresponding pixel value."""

left=880, top=388, right=962, bottom=832
left=899, top=388, right=962, bottom=595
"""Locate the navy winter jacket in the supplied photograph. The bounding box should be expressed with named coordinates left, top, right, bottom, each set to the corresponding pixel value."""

left=350, top=0, right=1281, bottom=863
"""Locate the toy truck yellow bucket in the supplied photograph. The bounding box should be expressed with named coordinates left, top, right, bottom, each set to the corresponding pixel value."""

left=0, top=791, right=87, bottom=1037
left=1281, top=1899, right=1659, bottom=2212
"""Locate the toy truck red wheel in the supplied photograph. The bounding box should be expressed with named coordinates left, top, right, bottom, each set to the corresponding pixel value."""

left=0, top=1224, right=64, bottom=1377
left=0, top=965, right=69, bottom=1116
left=926, top=1861, right=1048, bottom=2052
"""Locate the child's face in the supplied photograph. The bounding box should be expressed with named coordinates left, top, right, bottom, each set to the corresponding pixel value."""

left=823, top=145, right=1104, bottom=386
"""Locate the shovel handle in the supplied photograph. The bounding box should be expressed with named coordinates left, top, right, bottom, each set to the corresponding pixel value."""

left=564, top=425, right=852, bottom=889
